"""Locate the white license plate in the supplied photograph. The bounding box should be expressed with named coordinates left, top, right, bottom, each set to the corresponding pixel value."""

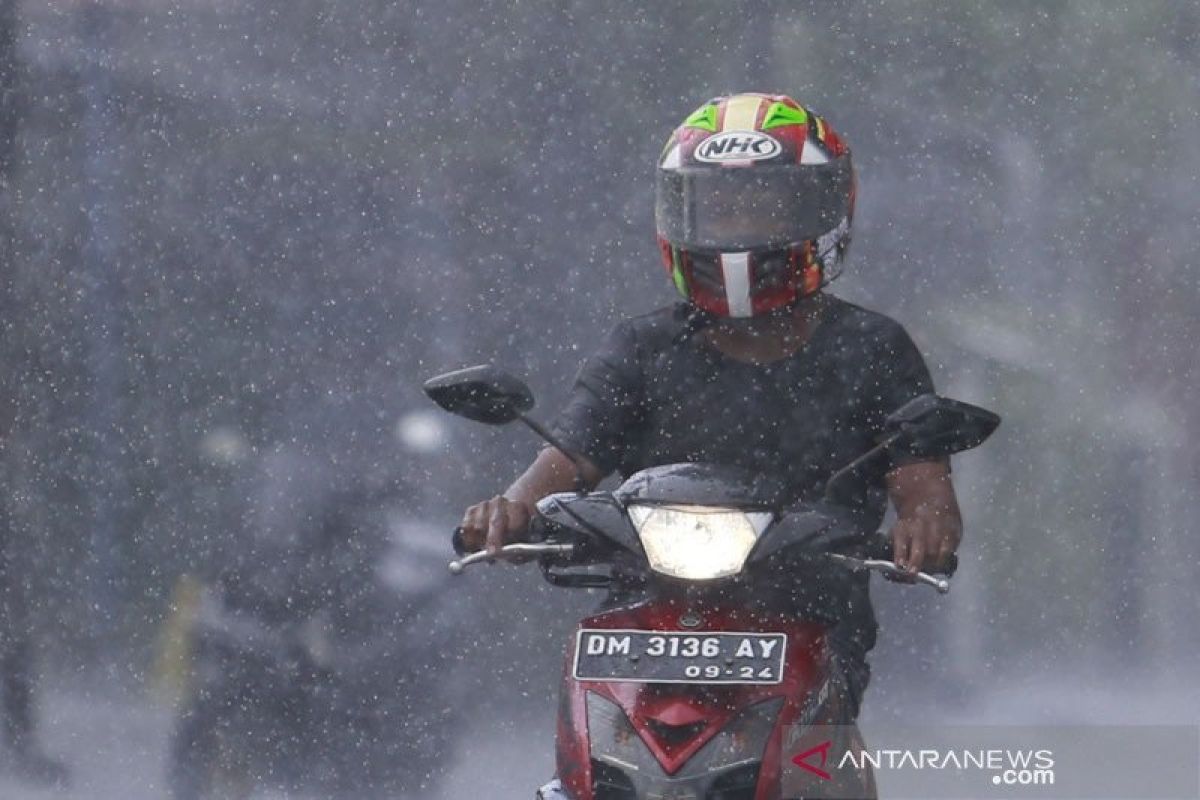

left=572, top=629, right=787, bottom=684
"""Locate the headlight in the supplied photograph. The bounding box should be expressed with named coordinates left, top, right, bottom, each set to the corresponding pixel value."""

left=626, top=503, right=773, bottom=581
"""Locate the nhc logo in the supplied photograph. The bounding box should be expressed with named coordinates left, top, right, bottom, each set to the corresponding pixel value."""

left=792, top=739, right=833, bottom=781
left=695, top=131, right=781, bottom=163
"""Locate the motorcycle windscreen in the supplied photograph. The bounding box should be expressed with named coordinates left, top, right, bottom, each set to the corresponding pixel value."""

left=615, top=462, right=786, bottom=509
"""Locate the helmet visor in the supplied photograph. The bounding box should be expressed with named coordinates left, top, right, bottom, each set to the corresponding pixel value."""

left=655, top=161, right=852, bottom=250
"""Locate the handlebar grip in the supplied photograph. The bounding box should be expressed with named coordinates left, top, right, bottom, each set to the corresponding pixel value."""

left=525, top=515, right=548, bottom=541
left=451, top=526, right=469, bottom=556
left=864, top=534, right=958, bottom=576
left=451, top=515, right=548, bottom=557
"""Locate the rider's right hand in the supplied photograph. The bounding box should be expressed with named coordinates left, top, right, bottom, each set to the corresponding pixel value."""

left=459, top=495, right=534, bottom=555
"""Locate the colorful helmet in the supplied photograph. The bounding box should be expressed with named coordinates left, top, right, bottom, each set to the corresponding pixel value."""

left=655, top=93, right=856, bottom=318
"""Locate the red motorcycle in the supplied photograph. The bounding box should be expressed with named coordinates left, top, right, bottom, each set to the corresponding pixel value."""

left=426, top=367, right=998, bottom=800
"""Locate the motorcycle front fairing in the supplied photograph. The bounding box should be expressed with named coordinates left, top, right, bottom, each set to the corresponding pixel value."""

left=534, top=462, right=875, bottom=629
left=535, top=463, right=876, bottom=800
left=534, top=462, right=878, bottom=590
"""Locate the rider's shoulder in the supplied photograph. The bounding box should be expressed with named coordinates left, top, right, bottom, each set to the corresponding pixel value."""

left=820, top=295, right=914, bottom=342
left=621, top=305, right=683, bottom=330
left=611, top=305, right=688, bottom=346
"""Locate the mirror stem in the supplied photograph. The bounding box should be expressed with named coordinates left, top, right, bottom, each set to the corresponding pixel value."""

left=823, top=432, right=901, bottom=501
left=516, top=413, right=589, bottom=493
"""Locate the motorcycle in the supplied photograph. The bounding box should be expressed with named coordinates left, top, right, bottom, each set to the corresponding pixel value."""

left=426, top=365, right=999, bottom=800
left=168, top=475, right=458, bottom=800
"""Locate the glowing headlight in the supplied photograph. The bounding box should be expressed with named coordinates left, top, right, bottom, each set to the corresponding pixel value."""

left=626, top=503, right=773, bottom=581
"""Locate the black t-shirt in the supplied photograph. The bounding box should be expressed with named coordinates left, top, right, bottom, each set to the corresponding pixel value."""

left=549, top=295, right=939, bottom=659
left=551, top=295, right=936, bottom=530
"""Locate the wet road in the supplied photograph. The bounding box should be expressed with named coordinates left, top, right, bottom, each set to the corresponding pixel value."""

left=0, top=670, right=1195, bottom=799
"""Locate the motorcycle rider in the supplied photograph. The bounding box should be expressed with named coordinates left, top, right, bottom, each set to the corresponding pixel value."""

left=458, top=92, right=961, bottom=718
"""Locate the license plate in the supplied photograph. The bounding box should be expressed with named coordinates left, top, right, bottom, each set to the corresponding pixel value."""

left=572, top=629, right=787, bottom=684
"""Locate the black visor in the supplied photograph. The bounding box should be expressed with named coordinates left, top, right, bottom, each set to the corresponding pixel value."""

left=655, top=161, right=852, bottom=250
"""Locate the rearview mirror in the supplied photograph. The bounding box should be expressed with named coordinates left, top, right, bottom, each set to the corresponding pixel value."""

left=883, top=394, right=1000, bottom=459
left=422, top=365, right=534, bottom=425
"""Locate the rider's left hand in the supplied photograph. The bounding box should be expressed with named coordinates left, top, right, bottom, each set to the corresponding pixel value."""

left=885, top=460, right=962, bottom=576
left=890, top=512, right=959, bottom=575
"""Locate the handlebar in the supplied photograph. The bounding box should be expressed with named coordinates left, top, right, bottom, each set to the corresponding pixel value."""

left=449, top=542, right=950, bottom=594
left=447, top=542, right=576, bottom=575
left=448, top=534, right=953, bottom=594
left=858, top=532, right=957, bottom=575
left=450, top=515, right=552, bottom=557
left=825, top=552, right=951, bottom=594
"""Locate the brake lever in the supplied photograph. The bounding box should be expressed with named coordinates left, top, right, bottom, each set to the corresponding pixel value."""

left=826, top=553, right=950, bottom=594
left=448, top=542, right=576, bottom=575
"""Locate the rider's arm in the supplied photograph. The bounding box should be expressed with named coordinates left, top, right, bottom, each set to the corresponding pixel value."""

left=459, top=447, right=606, bottom=555
left=885, top=459, right=961, bottom=573
left=461, top=321, right=642, bottom=555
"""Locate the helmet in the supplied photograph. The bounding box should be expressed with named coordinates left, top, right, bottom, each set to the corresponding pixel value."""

left=654, top=93, right=855, bottom=318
